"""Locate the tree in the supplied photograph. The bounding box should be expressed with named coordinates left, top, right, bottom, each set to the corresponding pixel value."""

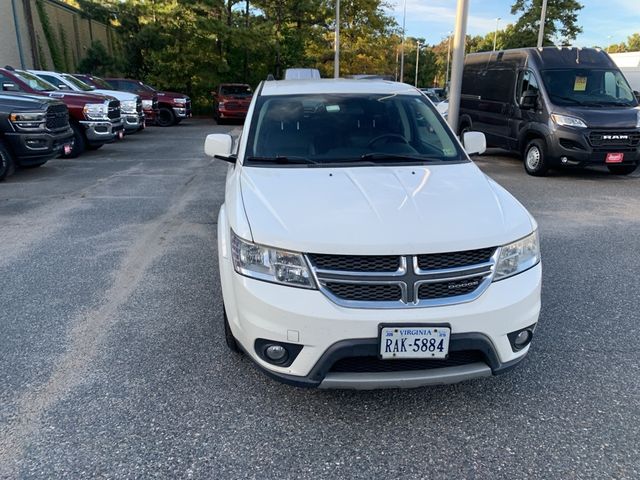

left=505, top=0, right=583, bottom=48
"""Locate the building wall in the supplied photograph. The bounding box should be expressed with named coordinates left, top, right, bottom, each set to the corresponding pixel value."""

left=0, top=0, right=116, bottom=71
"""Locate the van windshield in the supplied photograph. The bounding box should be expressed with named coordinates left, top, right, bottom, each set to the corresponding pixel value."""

left=541, top=69, right=637, bottom=107
left=245, top=93, right=464, bottom=166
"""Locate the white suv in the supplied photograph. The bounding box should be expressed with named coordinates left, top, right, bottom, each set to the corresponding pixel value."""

left=205, top=79, right=541, bottom=389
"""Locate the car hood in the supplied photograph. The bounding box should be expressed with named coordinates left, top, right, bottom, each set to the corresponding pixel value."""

left=0, top=92, right=61, bottom=110
left=557, top=106, right=640, bottom=129
left=157, top=91, right=188, bottom=100
left=47, top=91, right=113, bottom=103
left=239, top=163, right=534, bottom=255
left=93, top=89, right=137, bottom=101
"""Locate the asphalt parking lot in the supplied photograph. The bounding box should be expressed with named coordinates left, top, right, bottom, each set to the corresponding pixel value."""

left=1, top=119, right=639, bottom=479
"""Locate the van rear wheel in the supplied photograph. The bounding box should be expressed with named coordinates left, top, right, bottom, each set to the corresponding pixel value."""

left=607, top=164, right=638, bottom=176
left=0, top=141, right=16, bottom=181
left=524, top=139, right=549, bottom=177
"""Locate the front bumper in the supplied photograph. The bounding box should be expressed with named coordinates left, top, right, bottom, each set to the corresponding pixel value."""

left=5, top=127, right=74, bottom=164
left=122, top=112, right=145, bottom=132
left=143, top=108, right=159, bottom=125
left=80, top=118, right=125, bottom=144
left=547, top=126, right=640, bottom=167
left=172, top=106, right=192, bottom=118
left=221, top=243, right=542, bottom=389
left=217, top=107, right=248, bottom=119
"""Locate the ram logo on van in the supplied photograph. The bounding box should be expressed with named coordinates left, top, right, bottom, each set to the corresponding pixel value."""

left=602, top=134, right=629, bottom=140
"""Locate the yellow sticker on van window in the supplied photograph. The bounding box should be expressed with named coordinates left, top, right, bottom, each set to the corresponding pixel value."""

left=574, top=76, right=587, bottom=91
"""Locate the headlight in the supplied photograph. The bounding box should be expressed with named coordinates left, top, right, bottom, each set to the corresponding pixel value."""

left=141, top=99, right=153, bottom=109
left=120, top=100, right=137, bottom=113
left=551, top=113, right=587, bottom=128
left=83, top=103, right=108, bottom=120
left=9, top=112, right=46, bottom=130
left=231, top=231, right=316, bottom=289
left=174, top=97, right=187, bottom=105
left=494, top=231, right=540, bottom=281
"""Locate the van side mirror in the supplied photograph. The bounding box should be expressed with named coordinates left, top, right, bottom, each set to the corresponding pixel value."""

left=520, top=90, right=538, bottom=110
left=463, top=131, right=486, bottom=156
left=204, top=133, right=235, bottom=162
left=2, top=82, right=18, bottom=91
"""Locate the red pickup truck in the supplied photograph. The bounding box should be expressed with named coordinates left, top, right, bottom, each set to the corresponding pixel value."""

left=212, top=83, right=253, bottom=124
left=1, top=68, right=123, bottom=158
left=74, top=74, right=159, bottom=128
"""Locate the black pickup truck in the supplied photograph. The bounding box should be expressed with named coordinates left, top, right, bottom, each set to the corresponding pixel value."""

left=0, top=92, right=74, bottom=180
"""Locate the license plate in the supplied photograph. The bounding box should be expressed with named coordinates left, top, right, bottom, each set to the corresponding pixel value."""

left=380, top=326, right=450, bottom=359
left=63, top=144, right=72, bottom=155
left=606, top=152, right=624, bottom=163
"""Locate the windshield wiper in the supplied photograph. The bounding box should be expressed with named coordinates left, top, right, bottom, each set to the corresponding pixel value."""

left=245, top=155, right=318, bottom=165
left=360, top=152, right=442, bottom=162
left=550, top=95, right=584, bottom=105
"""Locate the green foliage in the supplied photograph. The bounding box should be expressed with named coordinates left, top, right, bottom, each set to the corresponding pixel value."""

left=507, top=0, right=584, bottom=48
left=78, top=41, right=116, bottom=76
left=608, top=33, right=640, bottom=53
left=35, top=0, right=65, bottom=70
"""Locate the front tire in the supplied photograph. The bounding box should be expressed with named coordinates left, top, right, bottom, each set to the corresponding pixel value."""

left=0, top=141, right=16, bottom=181
left=156, top=107, right=176, bottom=127
left=607, top=164, right=638, bottom=176
left=524, top=139, right=549, bottom=176
left=62, top=123, right=86, bottom=158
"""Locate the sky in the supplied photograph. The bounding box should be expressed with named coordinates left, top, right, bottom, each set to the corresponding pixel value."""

left=388, top=0, right=640, bottom=48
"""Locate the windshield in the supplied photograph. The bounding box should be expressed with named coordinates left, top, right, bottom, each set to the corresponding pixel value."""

left=14, top=71, right=57, bottom=91
left=221, top=85, right=252, bottom=96
left=541, top=69, right=637, bottom=107
left=62, top=74, right=93, bottom=91
left=245, top=93, right=464, bottom=166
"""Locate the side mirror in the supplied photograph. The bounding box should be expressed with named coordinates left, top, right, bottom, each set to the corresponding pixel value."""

left=204, top=133, right=235, bottom=162
left=2, top=82, right=18, bottom=91
left=519, top=90, right=538, bottom=110
left=634, top=91, right=640, bottom=102
left=463, top=131, right=486, bottom=156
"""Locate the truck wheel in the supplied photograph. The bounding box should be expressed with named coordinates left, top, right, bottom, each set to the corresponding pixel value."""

left=157, top=107, right=176, bottom=127
left=63, top=123, right=86, bottom=158
left=607, top=164, right=638, bottom=175
left=524, top=139, right=549, bottom=176
left=0, top=142, right=16, bottom=181
left=223, top=309, right=241, bottom=353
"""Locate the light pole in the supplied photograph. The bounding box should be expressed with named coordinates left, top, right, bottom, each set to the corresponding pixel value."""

left=399, top=0, right=407, bottom=82
left=447, top=0, right=470, bottom=132
left=493, top=17, right=501, bottom=51
left=334, top=0, right=340, bottom=78
left=415, top=42, right=422, bottom=87
left=445, top=31, right=452, bottom=88
left=537, top=0, right=548, bottom=48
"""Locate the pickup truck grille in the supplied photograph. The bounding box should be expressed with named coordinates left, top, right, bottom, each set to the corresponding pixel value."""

left=46, top=104, right=69, bottom=131
left=307, top=248, right=498, bottom=308
left=107, top=100, right=121, bottom=120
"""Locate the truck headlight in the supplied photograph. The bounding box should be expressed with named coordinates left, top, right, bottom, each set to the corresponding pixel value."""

left=83, top=103, right=108, bottom=120
left=551, top=113, right=587, bottom=128
left=231, top=231, right=316, bottom=289
left=9, top=112, right=46, bottom=130
left=174, top=97, right=187, bottom=105
left=120, top=100, right=137, bottom=113
left=141, top=99, right=153, bottom=109
left=494, top=231, right=540, bottom=281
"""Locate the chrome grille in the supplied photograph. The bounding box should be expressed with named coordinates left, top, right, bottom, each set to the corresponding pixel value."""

left=307, top=248, right=498, bottom=309
left=46, top=104, right=69, bottom=130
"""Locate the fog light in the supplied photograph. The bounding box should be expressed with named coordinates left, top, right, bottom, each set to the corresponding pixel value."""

left=561, top=156, right=568, bottom=164
left=265, top=345, right=288, bottom=362
left=514, top=330, right=532, bottom=347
